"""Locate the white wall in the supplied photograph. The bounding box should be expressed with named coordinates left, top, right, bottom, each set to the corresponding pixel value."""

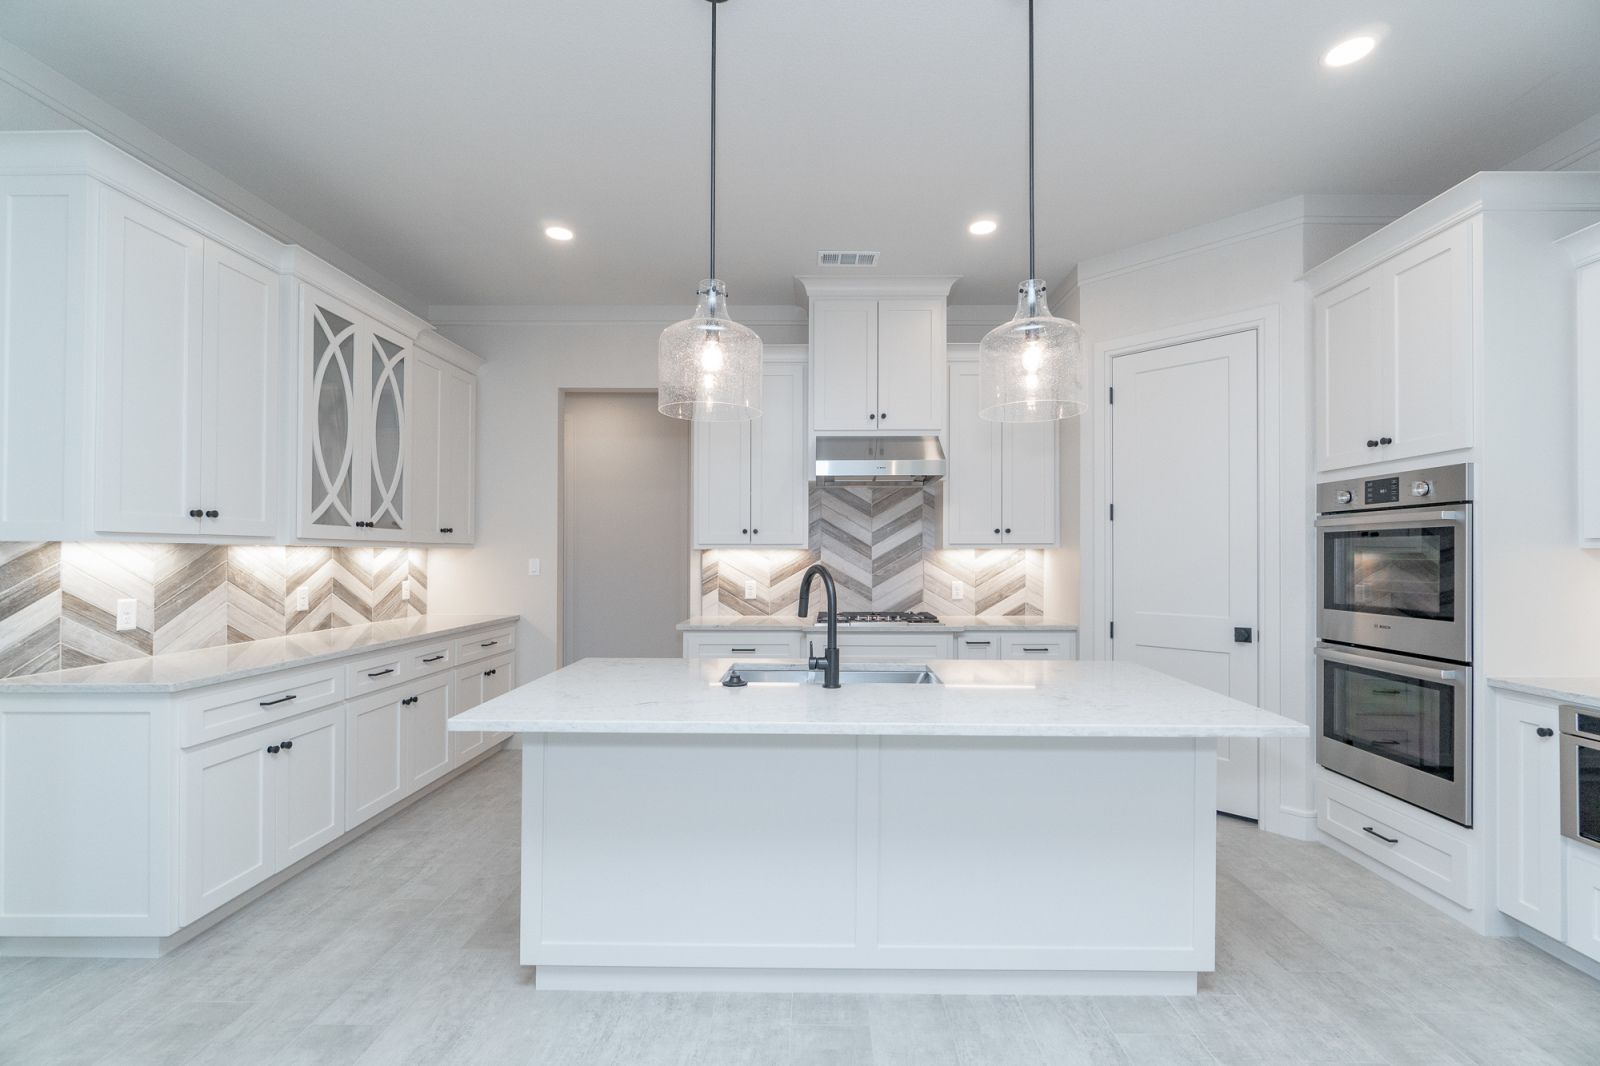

left=1067, top=199, right=1404, bottom=839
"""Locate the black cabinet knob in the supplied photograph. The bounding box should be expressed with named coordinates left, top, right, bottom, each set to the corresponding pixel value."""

left=1379, top=436, right=1393, bottom=446
left=1537, top=727, right=1554, bottom=738
left=868, top=413, right=876, bottom=420
left=204, top=509, right=219, bottom=518
left=741, top=528, right=748, bottom=535
left=1366, top=440, right=1379, bottom=448
left=188, top=508, right=203, bottom=518
left=281, top=739, right=293, bottom=750
left=266, top=745, right=280, bottom=754
left=1004, top=528, right=1011, bottom=534
left=993, top=528, right=1001, bottom=534
left=879, top=413, right=887, bottom=421
left=751, top=528, right=758, bottom=534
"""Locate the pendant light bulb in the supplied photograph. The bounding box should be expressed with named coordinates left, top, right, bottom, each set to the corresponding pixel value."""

left=659, top=0, right=762, bottom=421
left=978, top=0, right=1085, bottom=423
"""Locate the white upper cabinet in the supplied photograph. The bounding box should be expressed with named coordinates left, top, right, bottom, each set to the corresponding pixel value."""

left=298, top=287, right=416, bottom=541
left=693, top=358, right=808, bottom=548
left=1313, top=219, right=1476, bottom=471
left=409, top=336, right=479, bottom=545
left=945, top=362, right=1058, bottom=547
left=803, top=278, right=956, bottom=436
left=94, top=191, right=207, bottom=536
left=1565, top=222, right=1600, bottom=546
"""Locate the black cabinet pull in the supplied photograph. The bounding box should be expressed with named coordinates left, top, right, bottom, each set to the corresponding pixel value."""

left=1379, top=436, right=1393, bottom=446
left=965, top=640, right=991, bottom=647
left=259, top=694, right=298, bottom=707
left=479, top=640, right=499, bottom=648
left=188, top=508, right=203, bottom=518
left=439, top=527, right=453, bottom=534
left=401, top=696, right=417, bottom=706
left=367, top=667, right=395, bottom=678
left=204, top=509, right=219, bottom=518
left=266, top=745, right=280, bottom=755
left=423, top=655, right=445, bottom=663
left=280, top=739, right=293, bottom=750
left=1362, top=826, right=1399, bottom=845
left=1536, top=727, right=1554, bottom=738
left=731, top=648, right=757, bottom=654
left=1366, top=439, right=1379, bottom=448
left=1022, top=647, right=1049, bottom=653
left=484, top=668, right=497, bottom=677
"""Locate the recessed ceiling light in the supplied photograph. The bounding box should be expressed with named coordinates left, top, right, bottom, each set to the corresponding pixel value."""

left=544, top=225, right=574, bottom=241
left=968, top=219, right=998, bottom=236
left=1322, top=35, right=1376, bottom=68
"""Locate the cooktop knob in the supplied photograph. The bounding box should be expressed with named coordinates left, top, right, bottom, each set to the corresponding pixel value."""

left=1335, top=489, right=1353, bottom=505
left=1411, top=480, right=1432, bottom=497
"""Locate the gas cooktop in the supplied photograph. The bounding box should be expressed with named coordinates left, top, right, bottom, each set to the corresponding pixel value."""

left=817, top=611, right=941, bottom=625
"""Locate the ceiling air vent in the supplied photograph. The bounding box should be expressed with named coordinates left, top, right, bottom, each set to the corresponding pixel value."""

left=818, top=250, right=879, bottom=267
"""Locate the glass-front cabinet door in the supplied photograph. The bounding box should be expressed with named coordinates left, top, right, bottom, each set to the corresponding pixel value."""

left=365, top=330, right=408, bottom=533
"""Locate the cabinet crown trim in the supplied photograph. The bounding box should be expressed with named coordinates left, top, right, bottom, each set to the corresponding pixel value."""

left=796, top=275, right=959, bottom=301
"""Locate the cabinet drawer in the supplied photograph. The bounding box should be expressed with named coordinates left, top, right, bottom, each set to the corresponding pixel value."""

left=683, top=632, right=805, bottom=659
left=345, top=650, right=407, bottom=698
left=409, top=643, right=454, bottom=676
left=1566, top=844, right=1600, bottom=964
left=999, top=632, right=1077, bottom=660
left=456, top=627, right=515, bottom=666
left=1318, top=772, right=1474, bottom=908
left=179, top=667, right=342, bottom=748
left=955, top=635, right=1001, bottom=660
left=836, top=634, right=955, bottom=662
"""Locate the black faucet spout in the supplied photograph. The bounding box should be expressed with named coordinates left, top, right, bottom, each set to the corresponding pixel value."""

left=797, top=564, right=841, bottom=689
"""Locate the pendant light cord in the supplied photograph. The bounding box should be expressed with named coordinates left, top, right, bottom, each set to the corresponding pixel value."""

left=1027, top=0, right=1036, bottom=284
left=709, top=0, right=718, bottom=282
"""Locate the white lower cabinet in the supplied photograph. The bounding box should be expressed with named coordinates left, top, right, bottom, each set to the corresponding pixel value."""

left=682, top=632, right=806, bottom=659
left=182, top=706, right=344, bottom=925
left=999, top=632, right=1078, bottom=660
left=347, top=688, right=406, bottom=828
left=956, top=634, right=1001, bottom=659
left=836, top=633, right=955, bottom=662
left=403, top=676, right=454, bottom=793
left=1567, top=845, right=1600, bottom=964
left=451, top=653, right=515, bottom=767
left=1494, top=693, right=1565, bottom=939
left=1317, top=770, right=1475, bottom=908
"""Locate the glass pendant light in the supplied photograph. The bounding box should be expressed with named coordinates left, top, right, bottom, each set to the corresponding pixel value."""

left=659, top=0, right=762, bottom=421
left=978, top=0, right=1085, bottom=422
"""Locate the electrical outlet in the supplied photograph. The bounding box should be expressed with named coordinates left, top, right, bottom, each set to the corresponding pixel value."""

left=744, top=579, right=758, bottom=600
left=528, top=558, right=541, bottom=577
left=296, top=585, right=310, bottom=611
left=115, top=598, right=138, bottom=632
left=401, top=577, right=411, bottom=602
left=952, top=580, right=964, bottom=601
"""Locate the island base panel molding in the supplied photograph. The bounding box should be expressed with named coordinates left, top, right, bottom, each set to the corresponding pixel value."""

left=519, top=734, right=1217, bottom=995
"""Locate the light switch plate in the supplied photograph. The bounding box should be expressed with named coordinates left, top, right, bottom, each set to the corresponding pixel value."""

left=115, top=598, right=138, bottom=632
left=296, top=585, right=310, bottom=611
left=952, top=580, right=964, bottom=601
left=528, top=558, right=541, bottom=577
left=744, top=579, right=758, bottom=600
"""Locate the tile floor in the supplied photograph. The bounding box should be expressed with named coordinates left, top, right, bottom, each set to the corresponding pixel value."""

left=3, top=749, right=1599, bottom=1065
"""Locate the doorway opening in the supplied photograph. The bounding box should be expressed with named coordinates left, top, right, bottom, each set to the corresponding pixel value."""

left=559, top=391, right=691, bottom=665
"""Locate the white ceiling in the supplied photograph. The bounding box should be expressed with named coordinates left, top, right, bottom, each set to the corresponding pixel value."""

left=2, top=1, right=1598, bottom=308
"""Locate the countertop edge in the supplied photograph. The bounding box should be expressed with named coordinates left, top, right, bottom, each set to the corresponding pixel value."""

left=0, top=615, right=522, bottom=694
left=1488, top=676, right=1600, bottom=708
left=677, top=619, right=1080, bottom=633
left=449, top=720, right=1308, bottom=739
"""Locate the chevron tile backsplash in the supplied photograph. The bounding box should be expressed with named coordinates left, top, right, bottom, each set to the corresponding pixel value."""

left=701, top=485, right=1043, bottom=617
left=0, top=542, right=427, bottom=678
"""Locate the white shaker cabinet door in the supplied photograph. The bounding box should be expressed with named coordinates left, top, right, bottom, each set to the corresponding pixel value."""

left=1493, top=694, right=1564, bottom=940
left=275, top=707, right=345, bottom=869
left=408, top=352, right=444, bottom=544
left=1001, top=419, right=1058, bottom=546
left=201, top=241, right=280, bottom=538
left=1314, top=272, right=1383, bottom=472
left=692, top=417, right=751, bottom=547
left=875, top=299, right=944, bottom=432
left=182, top=726, right=276, bottom=924
left=945, top=364, right=1003, bottom=546
left=346, top=689, right=406, bottom=828
left=437, top=363, right=476, bottom=543
left=403, top=677, right=454, bottom=794
left=95, top=191, right=206, bottom=535
left=450, top=664, right=487, bottom=768
left=1384, top=221, right=1475, bottom=464
left=750, top=362, right=807, bottom=547
left=810, top=299, right=878, bottom=431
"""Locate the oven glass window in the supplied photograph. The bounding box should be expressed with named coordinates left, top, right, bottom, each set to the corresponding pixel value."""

left=1579, top=743, right=1600, bottom=846
left=1324, top=525, right=1455, bottom=621
left=1323, top=660, right=1455, bottom=780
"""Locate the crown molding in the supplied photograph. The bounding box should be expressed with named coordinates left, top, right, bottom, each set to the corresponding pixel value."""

left=1507, top=111, right=1600, bottom=171
left=426, top=304, right=809, bottom=327
left=793, top=274, right=960, bottom=304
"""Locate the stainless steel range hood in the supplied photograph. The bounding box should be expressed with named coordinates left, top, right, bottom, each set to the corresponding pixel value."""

left=814, top=436, right=945, bottom=485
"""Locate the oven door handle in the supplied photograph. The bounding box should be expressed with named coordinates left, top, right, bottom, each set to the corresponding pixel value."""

left=1315, top=509, right=1467, bottom=531
left=1315, top=644, right=1462, bottom=682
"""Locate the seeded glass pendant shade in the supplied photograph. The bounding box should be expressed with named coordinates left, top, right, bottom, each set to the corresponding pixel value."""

left=659, top=0, right=762, bottom=421
left=978, top=0, right=1084, bottom=423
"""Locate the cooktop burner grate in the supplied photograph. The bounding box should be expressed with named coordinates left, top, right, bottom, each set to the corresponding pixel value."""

left=817, top=611, right=940, bottom=624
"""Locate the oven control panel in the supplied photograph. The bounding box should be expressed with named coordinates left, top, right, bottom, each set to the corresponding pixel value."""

left=1317, top=462, right=1473, bottom=513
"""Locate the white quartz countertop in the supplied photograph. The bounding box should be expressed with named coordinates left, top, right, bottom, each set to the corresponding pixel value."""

left=677, top=615, right=1078, bottom=633
left=1489, top=676, right=1600, bottom=709
left=452, top=657, right=1306, bottom=738
left=0, top=614, right=519, bottom=694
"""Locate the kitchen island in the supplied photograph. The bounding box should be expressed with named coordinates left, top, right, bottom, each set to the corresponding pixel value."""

left=451, top=656, right=1305, bottom=995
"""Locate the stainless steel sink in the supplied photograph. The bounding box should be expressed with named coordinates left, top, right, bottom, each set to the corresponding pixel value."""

left=722, top=664, right=939, bottom=686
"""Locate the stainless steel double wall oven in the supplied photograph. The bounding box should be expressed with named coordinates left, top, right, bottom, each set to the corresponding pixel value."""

left=1315, top=463, right=1473, bottom=825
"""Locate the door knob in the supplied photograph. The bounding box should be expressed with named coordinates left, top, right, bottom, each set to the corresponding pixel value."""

left=1234, top=627, right=1254, bottom=644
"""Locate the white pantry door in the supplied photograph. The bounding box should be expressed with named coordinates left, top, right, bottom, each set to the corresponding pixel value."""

left=1111, top=330, right=1260, bottom=818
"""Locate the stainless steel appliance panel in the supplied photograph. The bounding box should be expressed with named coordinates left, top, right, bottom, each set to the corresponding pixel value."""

left=1561, top=704, right=1600, bottom=850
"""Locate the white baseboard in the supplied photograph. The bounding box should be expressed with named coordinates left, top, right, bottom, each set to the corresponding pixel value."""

left=533, top=965, right=1199, bottom=996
